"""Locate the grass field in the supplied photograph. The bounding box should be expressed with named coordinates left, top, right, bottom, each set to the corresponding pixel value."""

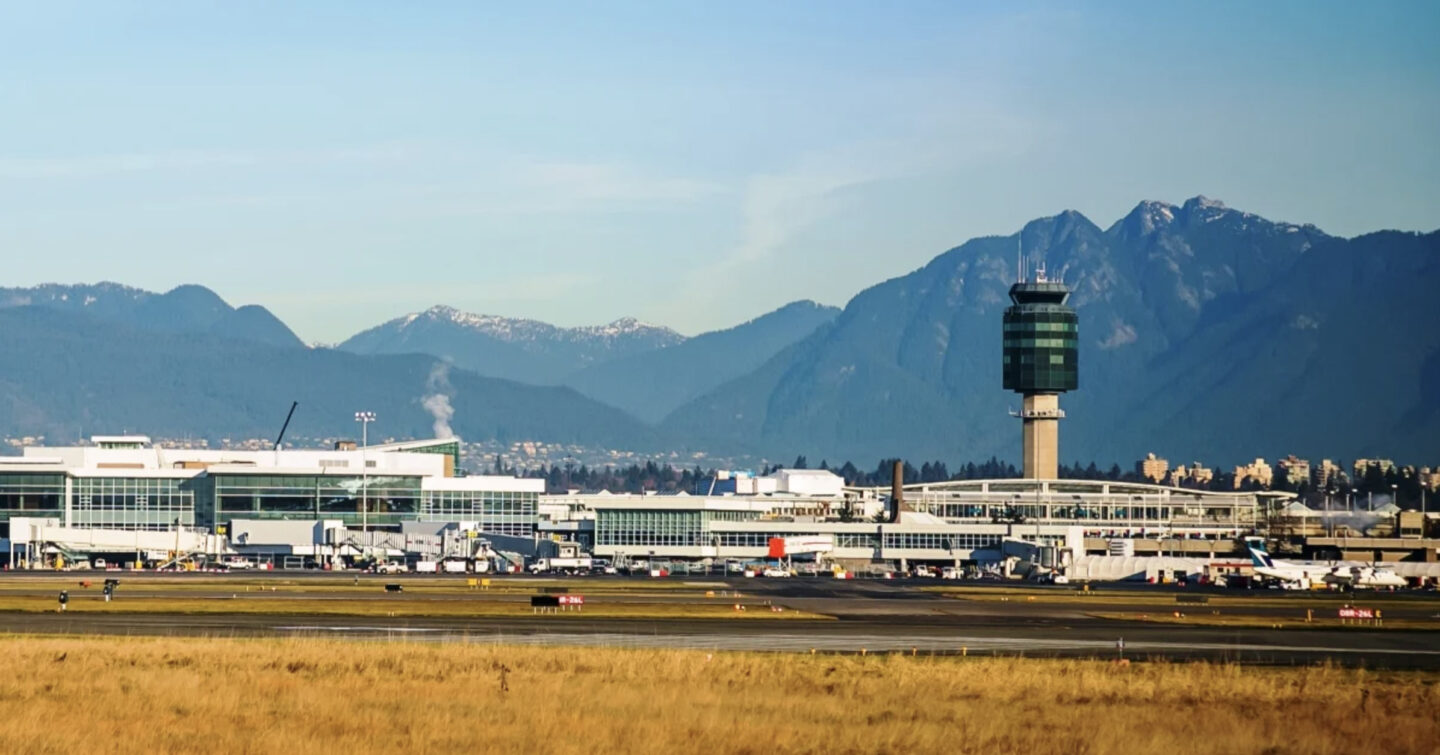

left=0, top=636, right=1435, bottom=754
left=0, top=576, right=800, bottom=619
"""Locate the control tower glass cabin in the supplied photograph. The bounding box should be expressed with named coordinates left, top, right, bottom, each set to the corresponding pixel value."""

left=1002, top=274, right=1078, bottom=479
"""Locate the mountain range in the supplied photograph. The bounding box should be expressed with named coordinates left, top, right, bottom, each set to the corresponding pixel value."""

left=1, top=196, right=1435, bottom=466
left=338, top=306, right=686, bottom=385
left=0, top=306, right=659, bottom=449
left=0, top=283, right=304, bottom=349
left=661, top=197, right=1440, bottom=465
left=557, top=300, right=839, bottom=422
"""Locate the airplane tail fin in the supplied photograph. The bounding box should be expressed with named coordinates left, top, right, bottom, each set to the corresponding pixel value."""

left=1243, top=537, right=1273, bottom=568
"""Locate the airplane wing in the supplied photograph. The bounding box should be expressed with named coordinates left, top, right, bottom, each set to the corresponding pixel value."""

left=1324, top=566, right=1356, bottom=583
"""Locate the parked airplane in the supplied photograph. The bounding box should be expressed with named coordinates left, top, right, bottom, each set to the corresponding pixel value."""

left=1243, top=538, right=1406, bottom=589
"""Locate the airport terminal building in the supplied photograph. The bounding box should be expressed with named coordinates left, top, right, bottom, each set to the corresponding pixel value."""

left=553, top=475, right=1270, bottom=570
left=0, top=436, right=541, bottom=540
left=0, top=435, right=1282, bottom=577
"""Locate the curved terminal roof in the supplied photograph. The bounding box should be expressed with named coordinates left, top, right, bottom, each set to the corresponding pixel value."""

left=848, top=478, right=1294, bottom=501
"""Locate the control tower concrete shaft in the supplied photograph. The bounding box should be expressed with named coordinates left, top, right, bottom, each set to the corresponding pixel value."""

left=1003, top=271, right=1078, bottom=479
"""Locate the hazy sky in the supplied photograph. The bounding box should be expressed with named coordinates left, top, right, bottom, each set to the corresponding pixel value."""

left=3, top=1, right=1437, bottom=343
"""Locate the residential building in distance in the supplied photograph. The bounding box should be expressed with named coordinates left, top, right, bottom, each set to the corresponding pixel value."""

left=1233, top=458, right=1273, bottom=489
left=1276, top=455, right=1311, bottom=487
left=1136, top=453, right=1169, bottom=483
left=1354, top=458, right=1396, bottom=479
left=1170, top=462, right=1214, bottom=487
left=1314, top=459, right=1343, bottom=490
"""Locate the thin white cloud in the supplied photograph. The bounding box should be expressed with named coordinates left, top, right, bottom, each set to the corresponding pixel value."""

left=690, top=104, right=1036, bottom=282
left=0, top=150, right=261, bottom=179
left=520, top=161, right=722, bottom=204
left=0, top=142, right=721, bottom=217
left=265, top=272, right=592, bottom=312
left=0, top=142, right=442, bottom=180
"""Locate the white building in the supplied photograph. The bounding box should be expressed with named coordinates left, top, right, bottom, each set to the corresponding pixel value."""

left=0, top=436, right=541, bottom=535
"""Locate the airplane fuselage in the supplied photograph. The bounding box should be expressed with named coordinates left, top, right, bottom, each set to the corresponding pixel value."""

left=1255, top=560, right=1405, bottom=589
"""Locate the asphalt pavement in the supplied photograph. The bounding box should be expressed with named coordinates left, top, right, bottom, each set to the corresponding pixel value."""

left=2, top=573, right=1437, bottom=668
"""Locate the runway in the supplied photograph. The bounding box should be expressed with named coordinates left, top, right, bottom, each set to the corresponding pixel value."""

left=2, top=574, right=1437, bottom=668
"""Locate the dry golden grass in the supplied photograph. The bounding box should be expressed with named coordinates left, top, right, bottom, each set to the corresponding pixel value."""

left=0, top=636, right=1435, bottom=755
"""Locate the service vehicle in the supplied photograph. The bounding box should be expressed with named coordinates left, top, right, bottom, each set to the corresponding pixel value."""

left=528, top=557, right=594, bottom=574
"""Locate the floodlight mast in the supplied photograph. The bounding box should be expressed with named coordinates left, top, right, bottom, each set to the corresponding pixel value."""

left=354, top=411, right=376, bottom=534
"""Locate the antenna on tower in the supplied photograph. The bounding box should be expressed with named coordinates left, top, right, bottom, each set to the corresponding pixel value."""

left=1016, top=231, right=1023, bottom=283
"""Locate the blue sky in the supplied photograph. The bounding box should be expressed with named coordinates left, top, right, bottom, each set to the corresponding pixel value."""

left=2, top=1, right=1437, bottom=343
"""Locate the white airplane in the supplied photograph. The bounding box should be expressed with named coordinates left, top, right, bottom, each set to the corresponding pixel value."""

left=1244, top=538, right=1406, bottom=589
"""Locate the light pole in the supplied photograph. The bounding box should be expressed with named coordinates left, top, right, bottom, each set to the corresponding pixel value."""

left=355, top=411, right=376, bottom=534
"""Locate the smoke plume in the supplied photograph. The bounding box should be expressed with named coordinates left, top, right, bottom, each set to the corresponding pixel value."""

left=423, top=362, right=457, bottom=440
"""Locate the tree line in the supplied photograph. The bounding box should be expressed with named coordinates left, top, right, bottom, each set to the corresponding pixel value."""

left=490, top=455, right=1146, bottom=494
left=485, top=454, right=1434, bottom=507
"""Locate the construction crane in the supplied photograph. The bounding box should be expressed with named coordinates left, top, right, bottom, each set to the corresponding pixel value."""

left=273, top=401, right=299, bottom=451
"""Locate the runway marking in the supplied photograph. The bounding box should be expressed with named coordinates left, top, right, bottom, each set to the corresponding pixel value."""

left=276, top=625, right=449, bottom=633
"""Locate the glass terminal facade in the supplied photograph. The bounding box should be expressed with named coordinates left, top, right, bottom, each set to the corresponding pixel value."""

left=73, top=477, right=198, bottom=530
left=422, top=488, right=536, bottom=537
left=0, top=473, right=65, bottom=535
left=596, top=509, right=705, bottom=548
left=207, top=474, right=424, bottom=526
left=0, top=470, right=537, bottom=539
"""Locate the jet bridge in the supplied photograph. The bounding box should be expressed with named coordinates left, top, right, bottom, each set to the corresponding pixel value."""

left=7, top=517, right=224, bottom=568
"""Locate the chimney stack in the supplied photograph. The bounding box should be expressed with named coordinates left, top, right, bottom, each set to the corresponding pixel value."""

left=889, top=459, right=904, bottom=523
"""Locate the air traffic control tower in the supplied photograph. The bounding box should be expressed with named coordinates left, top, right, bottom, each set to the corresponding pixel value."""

left=1003, top=263, right=1078, bottom=479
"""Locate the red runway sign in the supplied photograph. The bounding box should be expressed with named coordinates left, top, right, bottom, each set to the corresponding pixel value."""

left=1338, top=607, right=1374, bottom=620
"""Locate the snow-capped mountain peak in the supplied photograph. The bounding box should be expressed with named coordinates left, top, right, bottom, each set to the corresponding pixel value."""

left=340, top=305, right=687, bottom=382
left=400, top=305, right=681, bottom=345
